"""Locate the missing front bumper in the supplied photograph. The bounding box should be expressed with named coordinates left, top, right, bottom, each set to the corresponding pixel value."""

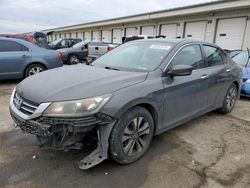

left=10, top=110, right=116, bottom=169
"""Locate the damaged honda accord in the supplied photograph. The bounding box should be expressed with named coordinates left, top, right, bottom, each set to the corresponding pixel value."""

left=9, top=39, right=242, bottom=169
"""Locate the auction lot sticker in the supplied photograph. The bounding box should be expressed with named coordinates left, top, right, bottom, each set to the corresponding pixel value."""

left=150, top=45, right=171, bottom=50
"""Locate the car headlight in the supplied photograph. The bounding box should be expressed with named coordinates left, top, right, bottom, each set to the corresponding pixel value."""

left=43, top=94, right=111, bottom=117
left=245, top=79, right=250, bottom=84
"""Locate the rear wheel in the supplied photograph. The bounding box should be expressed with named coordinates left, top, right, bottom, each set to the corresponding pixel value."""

left=218, top=83, right=238, bottom=114
left=24, top=64, right=45, bottom=78
left=109, top=106, right=154, bottom=164
left=68, top=55, right=79, bottom=65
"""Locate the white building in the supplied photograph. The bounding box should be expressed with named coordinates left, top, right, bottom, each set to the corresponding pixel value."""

left=45, top=0, right=250, bottom=50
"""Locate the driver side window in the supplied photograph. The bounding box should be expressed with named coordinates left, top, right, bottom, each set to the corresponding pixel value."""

left=171, top=44, right=205, bottom=70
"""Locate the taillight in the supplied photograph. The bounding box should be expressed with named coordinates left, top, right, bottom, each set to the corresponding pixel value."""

left=107, top=46, right=113, bottom=51
left=57, top=52, right=62, bottom=61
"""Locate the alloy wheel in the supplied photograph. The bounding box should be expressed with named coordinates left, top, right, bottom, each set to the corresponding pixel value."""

left=122, top=117, right=150, bottom=156
left=70, top=55, right=79, bottom=64
left=29, top=67, right=44, bottom=76
left=226, top=86, right=236, bottom=110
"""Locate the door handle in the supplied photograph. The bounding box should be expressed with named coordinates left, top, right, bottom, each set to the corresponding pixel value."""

left=201, top=74, right=209, bottom=79
left=226, top=68, right=232, bottom=72
left=22, top=55, right=29, bottom=58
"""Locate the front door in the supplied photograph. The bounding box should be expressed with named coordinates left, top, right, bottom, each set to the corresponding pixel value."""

left=162, top=44, right=209, bottom=128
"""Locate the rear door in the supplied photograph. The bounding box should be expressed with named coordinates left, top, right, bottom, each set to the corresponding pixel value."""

left=202, top=45, right=232, bottom=107
left=0, top=40, right=30, bottom=79
left=162, top=44, right=209, bottom=128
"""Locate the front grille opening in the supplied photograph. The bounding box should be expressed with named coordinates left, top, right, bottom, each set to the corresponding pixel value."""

left=13, top=92, right=39, bottom=116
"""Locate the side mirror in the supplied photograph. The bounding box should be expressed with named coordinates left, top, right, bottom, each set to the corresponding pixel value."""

left=167, top=65, right=193, bottom=76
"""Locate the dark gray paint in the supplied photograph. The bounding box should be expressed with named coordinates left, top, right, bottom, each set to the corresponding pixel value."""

left=15, top=39, right=242, bottom=134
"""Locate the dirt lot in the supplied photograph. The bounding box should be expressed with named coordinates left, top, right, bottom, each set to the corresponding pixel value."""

left=0, top=80, right=250, bottom=188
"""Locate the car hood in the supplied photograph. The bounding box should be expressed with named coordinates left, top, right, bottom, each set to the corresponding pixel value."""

left=16, top=65, right=147, bottom=104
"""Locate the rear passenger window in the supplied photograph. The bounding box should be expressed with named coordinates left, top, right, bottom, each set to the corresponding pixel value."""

left=171, top=44, right=205, bottom=70
left=0, top=40, right=28, bottom=52
left=203, top=45, right=227, bottom=67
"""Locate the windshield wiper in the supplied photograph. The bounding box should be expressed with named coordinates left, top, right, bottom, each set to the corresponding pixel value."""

left=105, top=66, right=120, bottom=71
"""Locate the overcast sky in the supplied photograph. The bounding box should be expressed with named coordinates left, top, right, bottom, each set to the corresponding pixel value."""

left=0, top=0, right=217, bottom=34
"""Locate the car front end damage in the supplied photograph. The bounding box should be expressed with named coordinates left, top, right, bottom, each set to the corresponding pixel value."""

left=9, top=89, right=116, bottom=169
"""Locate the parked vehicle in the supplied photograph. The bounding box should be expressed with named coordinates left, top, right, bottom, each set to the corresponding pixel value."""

left=87, top=42, right=118, bottom=63
left=58, top=41, right=88, bottom=64
left=0, top=37, right=63, bottom=80
left=10, top=39, right=241, bottom=170
left=122, top=35, right=166, bottom=43
left=231, top=49, right=250, bottom=97
left=58, top=41, right=117, bottom=65
left=49, top=38, right=82, bottom=50
left=0, top=32, right=49, bottom=49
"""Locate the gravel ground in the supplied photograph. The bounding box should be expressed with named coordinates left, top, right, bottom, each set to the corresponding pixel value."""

left=0, top=80, right=250, bottom=188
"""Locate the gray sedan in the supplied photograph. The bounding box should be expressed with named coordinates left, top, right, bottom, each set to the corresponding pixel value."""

left=0, top=37, right=63, bottom=80
left=9, top=39, right=242, bottom=169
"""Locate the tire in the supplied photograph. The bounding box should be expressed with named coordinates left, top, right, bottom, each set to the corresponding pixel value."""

left=109, top=106, right=154, bottom=164
left=68, top=55, right=79, bottom=65
left=218, top=83, right=238, bottom=114
left=24, top=64, right=45, bottom=78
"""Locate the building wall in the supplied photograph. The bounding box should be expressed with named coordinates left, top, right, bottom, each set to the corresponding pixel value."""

left=47, top=7, right=250, bottom=49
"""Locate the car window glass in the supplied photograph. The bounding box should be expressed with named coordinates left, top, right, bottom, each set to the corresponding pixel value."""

left=60, top=40, right=67, bottom=47
left=171, top=44, right=205, bottom=70
left=203, top=45, right=226, bottom=67
left=0, top=40, right=28, bottom=52
left=232, top=51, right=249, bottom=67
left=93, top=41, right=173, bottom=72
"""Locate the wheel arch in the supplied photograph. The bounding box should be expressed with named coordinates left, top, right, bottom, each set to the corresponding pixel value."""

left=23, top=62, right=47, bottom=78
left=113, top=99, right=161, bottom=135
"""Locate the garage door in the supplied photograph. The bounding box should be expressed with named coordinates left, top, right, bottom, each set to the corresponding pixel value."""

left=92, top=31, right=100, bottom=41
left=185, top=21, right=207, bottom=41
left=71, top=32, right=76, bottom=38
left=77, top=32, right=83, bottom=40
left=141, top=26, right=154, bottom=36
left=125, top=27, right=137, bottom=36
left=84, top=31, right=91, bottom=41
left=102, top=30, right=112, bottom=43
left=215, top=17, right=247, bottom=50
left=160, top=24, right=178, bottom=39
left=113, top=29, right=123, bottom=44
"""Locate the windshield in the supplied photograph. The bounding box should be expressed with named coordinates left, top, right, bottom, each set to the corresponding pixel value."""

left=72, top=41, right=87, bottom=48
left=92, top=41, right=174, bottom=72
left=232, top=51, right=250, bottom=67
left=51, top=38, right=62, bottom=45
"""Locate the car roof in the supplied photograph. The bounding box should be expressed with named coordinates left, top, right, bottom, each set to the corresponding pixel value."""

left=133, top=38, right=221, bottom=48
left=0, top=37, right=43, bottom=50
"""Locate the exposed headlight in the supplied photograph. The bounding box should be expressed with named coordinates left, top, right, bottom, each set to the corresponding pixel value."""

left=43, top=94, right=111, bottom=117
left=245, top=79, right=250, bottom=84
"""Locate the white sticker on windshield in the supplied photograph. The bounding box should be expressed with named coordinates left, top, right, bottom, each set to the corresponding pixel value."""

left=150, top=45, right=171, bottom=50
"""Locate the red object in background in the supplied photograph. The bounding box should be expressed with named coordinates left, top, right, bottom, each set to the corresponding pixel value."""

left=107, top=46, right=113, bottom=51
left=57, top=52, right=62, bottom=61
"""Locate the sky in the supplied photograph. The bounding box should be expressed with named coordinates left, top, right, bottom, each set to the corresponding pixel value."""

left=0, top=0, right=218, bottom=34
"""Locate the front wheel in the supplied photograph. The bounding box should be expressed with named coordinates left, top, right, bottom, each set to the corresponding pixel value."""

left=24, top=64, right=45, bottom=78
left=109, top=106, right=154, bottom=164
left=218, top=83, right=238, bottom=114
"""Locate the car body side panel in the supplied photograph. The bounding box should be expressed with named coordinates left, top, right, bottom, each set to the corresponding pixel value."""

left=162, top=69, right=209, bottom=129
left=0, top=51, right=31, bottom=79
left=100, top=70, right=165, bottom=133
